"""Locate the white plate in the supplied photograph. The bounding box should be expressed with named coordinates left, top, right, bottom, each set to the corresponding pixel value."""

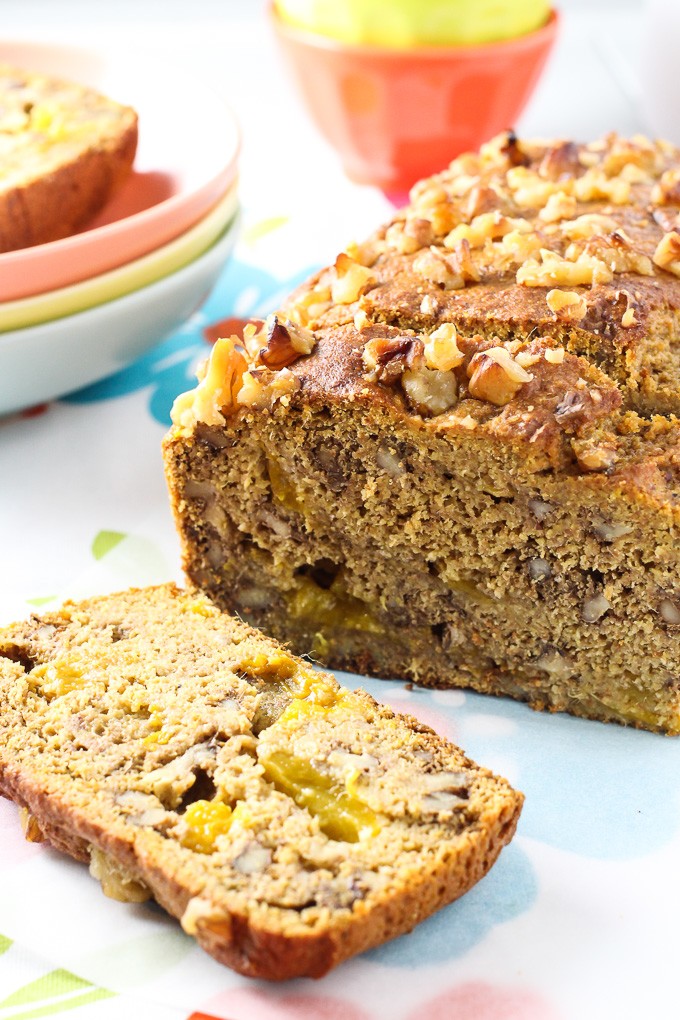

left=0, top=212, right=240, bottom=417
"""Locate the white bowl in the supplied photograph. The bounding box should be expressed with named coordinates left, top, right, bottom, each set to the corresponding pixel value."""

left=0, top=212, right=240, bottom=417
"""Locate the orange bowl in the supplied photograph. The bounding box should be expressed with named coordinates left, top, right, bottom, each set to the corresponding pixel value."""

left=271, top=7, right=559, bottom=194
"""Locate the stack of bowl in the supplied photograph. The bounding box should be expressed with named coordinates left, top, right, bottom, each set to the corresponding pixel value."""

left=0, top=41, right=241, bottom=417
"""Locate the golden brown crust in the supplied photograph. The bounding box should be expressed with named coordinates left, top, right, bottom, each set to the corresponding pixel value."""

left=0, top=63, right=138, bottom=252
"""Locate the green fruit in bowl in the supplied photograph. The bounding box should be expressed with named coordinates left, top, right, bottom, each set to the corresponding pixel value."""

left=274, top=0, right=552, bottom=47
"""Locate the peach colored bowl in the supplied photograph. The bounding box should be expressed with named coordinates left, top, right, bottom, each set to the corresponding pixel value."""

left=0, top=41, right=240, bottom=302
left=271, top=7, right=559, bottom=194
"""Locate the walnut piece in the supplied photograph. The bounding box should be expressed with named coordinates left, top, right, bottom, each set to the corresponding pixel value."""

left=467, top=346, right=533, bottom=406
left=237, top=367, right=299, bottom=410
left=653, top=231, right=680, bottom=276
left=401, top=366, right=457, bottom=416
left=171, top=337, right=247, bottom=432
left=546, top=289, right=587, bottom=321
left=363, top=334, right=423, bottom=383
left=258, top=315, right=316, bottom=369
left=423, top=323, right=465, bottom=372
left=566, top=232, right=654, bottom=276
left=331, top=252, right=376, bottom=304
left=517, top=249, right=613, bottom=287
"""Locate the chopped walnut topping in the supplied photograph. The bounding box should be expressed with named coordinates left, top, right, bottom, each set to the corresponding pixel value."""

left=447, top=151, right=482, bottom=178
left=448, top=238, right=480, bottom=283
left=651, top=168, right=680, bottom=206
left=444, top=212, right=527, bottom=249
left=495, top=229, right=545, bottom=265
left=237, top=367, right=299, bottom=410
left=546, top=289, right=587, bottom=321
left=286, top=284, right=333, bottom=327
left=573, top=167, right=631, bottom=204
left=402, top=366, right=457, bottom=416
left=413, top=246, right=465, bottom=289
left=331, top=252, right=376, bottom=304
left=467, top=347, right=533, bottom=406
left=538, top=191, right=577, bottom=223
left=423, top=323, right=465, bottom=372
left=518, top=249, right=613, bottom=287
left=560, top=213, right=618, bottom=240
left=538, top=141, right=581, bottom=180
left=601, top=135, right=661, bottom=178
left=618, top=290, right=638, bottom=327
left=565, top=233, right=654, bottom=276
left=652, top=231, right=680, bottom=276
left=464, top=183, right=501, bottom=219
left=385, top=217, right=434, bottom=254
left=506, top=166, right=563, bottom=208
left=171, top=337, right=247, bottom=431
left=344, top=238, right=384, bottom=267
left=363, top=334, right=423, bottom=383
left=258, top=315, right=316, bottom=369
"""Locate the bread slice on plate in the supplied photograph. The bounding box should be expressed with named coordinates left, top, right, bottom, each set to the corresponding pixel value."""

left=0, top=62, right=138, bottom=252
left=0, top=584, right=522, bottom=980
left=164, top=131, right=680, bottom=734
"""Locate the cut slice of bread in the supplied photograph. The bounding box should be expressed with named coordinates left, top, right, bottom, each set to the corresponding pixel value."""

left=0, top=583, right=522, bottom=980
left=0, top=63, right=138, bottom=252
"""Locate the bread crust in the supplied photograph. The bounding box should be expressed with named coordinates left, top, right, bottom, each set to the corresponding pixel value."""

left=0, top=63, right=138, bottom=252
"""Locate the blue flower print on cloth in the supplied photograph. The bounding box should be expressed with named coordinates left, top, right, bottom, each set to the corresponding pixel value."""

left=363, top=840, right=536, bottom=968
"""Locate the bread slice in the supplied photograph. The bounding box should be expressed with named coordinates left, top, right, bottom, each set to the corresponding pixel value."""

left=163, top=132, right=680, bottom=734
left=0, top=63, right=138, bottom=252
left=0, top=584, right=522, bottom=980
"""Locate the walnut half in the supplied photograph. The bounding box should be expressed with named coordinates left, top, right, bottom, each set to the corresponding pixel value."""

left=467, top=347, right=533, bottom=406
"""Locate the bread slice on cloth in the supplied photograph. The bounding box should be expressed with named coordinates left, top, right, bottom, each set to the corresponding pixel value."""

left=0, top=583, right=522, bottom=980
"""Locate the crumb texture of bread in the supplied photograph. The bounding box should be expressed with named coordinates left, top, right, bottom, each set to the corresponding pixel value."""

left=163, top=132, right=680, bottom=735
left=0, top=584, right=522, bottom=980
left=0, top=63, right=138, bottom=252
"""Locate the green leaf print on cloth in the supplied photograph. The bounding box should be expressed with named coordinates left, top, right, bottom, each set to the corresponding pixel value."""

left=0, top=964, right=115, bottom=1018
left=91, top=531, right=127, bottom=561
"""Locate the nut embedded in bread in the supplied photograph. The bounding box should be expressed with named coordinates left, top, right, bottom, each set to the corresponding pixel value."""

left=0, top=584, right=523, bottom=980
left=163, top=131, right=680, bottom=734
left=0, top=63, right=138, bottom=252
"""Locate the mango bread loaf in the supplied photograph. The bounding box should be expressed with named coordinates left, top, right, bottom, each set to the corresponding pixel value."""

left=164, top=132, right=680, bottom=734
left=0, top=584, right=522, bottom=980
left=0, top=63, right=137, bottom=252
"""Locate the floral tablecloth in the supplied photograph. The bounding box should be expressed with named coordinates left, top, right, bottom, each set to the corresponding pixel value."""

left=1, top=5, right=679, bottom=1018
